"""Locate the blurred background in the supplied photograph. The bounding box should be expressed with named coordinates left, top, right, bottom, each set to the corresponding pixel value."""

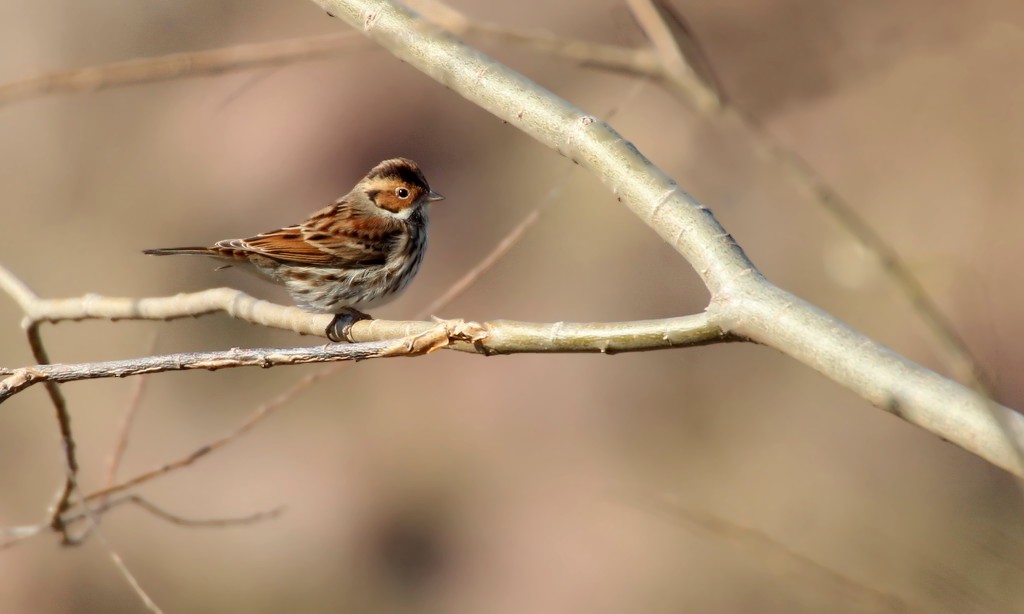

left=1, top=0, right=1023, bottom=611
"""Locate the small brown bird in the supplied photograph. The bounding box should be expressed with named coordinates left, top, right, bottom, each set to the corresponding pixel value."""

left=145, top=158, right=444, bottom=341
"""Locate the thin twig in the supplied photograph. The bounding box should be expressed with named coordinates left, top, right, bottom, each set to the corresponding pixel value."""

left=78, top=495, right=285, bottom=529
left=119, top=496, right=285, bottom=528
left=1, top=495, right=282, bottom=550
left=6, top=260, right=82, bottom=542
left=89, top=524, right=164, bottom=613
left=421, top=203, right=546, bottom=317
left=407, top=0, right=662, bottom=76
left=79, top=373, right=335, bottom=504
left=27, top=324, right=78, bottom=542
left=0, top=524, right=47, bottom=550
left=58, top=456, right=165, bottom=612
left=634, top=492, right=920, bottom=612
left=104, top=334, right=159, bottom=494
left=624, top=0, right=719, bottom=110
left=0, top=318, right=501, bottom=402
left=71, top=333, right=161, bottom=545
left=0, top=33, right=368, bottom=106
left=0, top=7, right=660, bottom=109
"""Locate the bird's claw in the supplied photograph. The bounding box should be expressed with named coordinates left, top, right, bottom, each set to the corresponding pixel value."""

left=326, top=308, right=373, bottom=343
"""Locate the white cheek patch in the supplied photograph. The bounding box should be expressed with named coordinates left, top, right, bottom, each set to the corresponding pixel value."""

left=381, top=205, right=416, bottom=220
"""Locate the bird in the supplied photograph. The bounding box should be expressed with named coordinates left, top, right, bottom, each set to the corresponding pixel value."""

left=144, top=157, right=444, bottom=341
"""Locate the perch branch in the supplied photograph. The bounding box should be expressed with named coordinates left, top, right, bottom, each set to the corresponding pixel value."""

left=0, top=264, right=732, bottom=403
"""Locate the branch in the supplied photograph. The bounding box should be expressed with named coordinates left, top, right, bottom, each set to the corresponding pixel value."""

left=23, top=323, right=78, bottom=540
left=615, top=1, right=991, bottom=396
left=2, top=494, right=284, bottom=553
left=0, top=264, right=731, bottom=402
left=0, top=337, right=421, bottom=402
left=623, top=0, right=720, bottom=110
left=0, top=33, right=369, bottom=106
left=637, top=493, right=916, bottom=610
left=103, top=335, right=157, bottom=495
left=0, top=5, right=660, bottom=108
left=310, top=0, right=1024, bottom=477
left=0, top=309, right=726, bottom=398
left=0, top=265, right=725, bottom=350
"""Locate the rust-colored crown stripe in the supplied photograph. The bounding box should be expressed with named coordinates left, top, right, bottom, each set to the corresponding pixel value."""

left=365, top=157, right=431, bottom=190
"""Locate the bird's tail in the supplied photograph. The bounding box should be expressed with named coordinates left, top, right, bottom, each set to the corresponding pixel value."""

left=143, top=247, right=216, bottom=256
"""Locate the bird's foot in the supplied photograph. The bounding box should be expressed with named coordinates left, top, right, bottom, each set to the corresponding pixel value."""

left=326, top=308, right=373, bottom=343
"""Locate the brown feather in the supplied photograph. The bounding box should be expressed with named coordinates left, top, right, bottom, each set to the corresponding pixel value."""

left=215, top=202, right=405, bottom=268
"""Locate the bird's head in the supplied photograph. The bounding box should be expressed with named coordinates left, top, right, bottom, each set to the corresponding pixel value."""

left=359, top=158, right=444, bottom=219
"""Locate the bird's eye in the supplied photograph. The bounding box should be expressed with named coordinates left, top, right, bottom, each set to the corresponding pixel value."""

left=395, top=187, right=410, bottom=199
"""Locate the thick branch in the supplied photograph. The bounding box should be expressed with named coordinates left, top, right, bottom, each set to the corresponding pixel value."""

left=363, top=314, right=728, bottom=354
left=311, top=0, right=1024, bottom=477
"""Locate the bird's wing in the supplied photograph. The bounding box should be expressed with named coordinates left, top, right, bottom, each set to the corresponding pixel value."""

left=223, top=216, right=400, bottom=268
left=218, top=227, right=340, bottom=266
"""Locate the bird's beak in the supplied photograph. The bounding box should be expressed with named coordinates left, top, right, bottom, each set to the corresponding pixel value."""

left=426, top=191, right=445, bottom=202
